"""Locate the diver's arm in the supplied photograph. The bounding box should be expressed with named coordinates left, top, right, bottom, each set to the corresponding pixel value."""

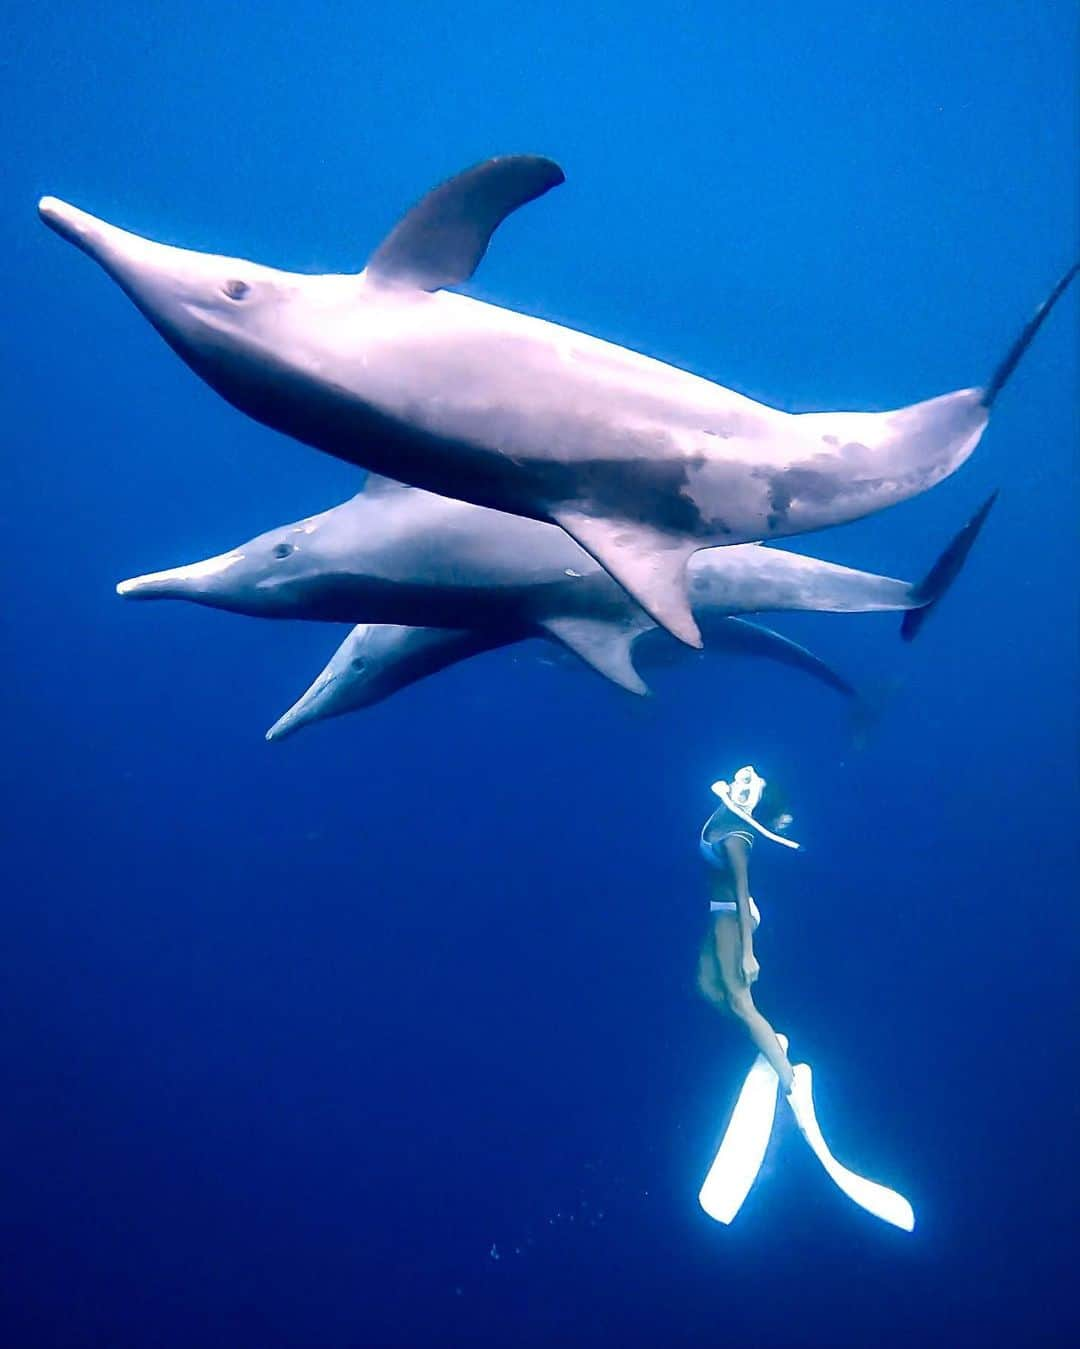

left=723, top=836, right=759, bottom=986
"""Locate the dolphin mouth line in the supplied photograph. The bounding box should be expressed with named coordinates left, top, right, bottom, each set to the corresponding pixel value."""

left=116, top=551, right=245, bottom=597
left=265, top=672, right=338, bottom=742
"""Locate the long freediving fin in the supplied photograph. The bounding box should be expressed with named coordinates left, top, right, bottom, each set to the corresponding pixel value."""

left=698, top=1052, right=780, bottom=1224
left=698, top=1035, right=788, bottom=1224
left=366, top=155, right=565, bottom=291
left=537, top=614, right=651, bottom=694
left=786, top=1064, right=915, bottom=1231
left=901, top=490, right=998, bottom=641
left=551, top=508, right=703, bottom=648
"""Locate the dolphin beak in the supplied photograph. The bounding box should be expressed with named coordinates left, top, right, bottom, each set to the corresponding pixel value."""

left=39, top=197, right=140, bottom=269
left=116, top=551, right=244, bottom=600
left=265, top=667, right=339, bottom=742
left=38, top=196, right=204, bottom=328
left=266, top=624, right=386, bottom=742
left=39, top=198, right=100, bottom=249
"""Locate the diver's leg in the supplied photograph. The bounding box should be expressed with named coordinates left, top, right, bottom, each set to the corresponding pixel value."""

left=729, top=994, right=795, bottom=1094
left=696, top=931, right=726, bottom=1007
left=713, top=916, right=795, bottom=1093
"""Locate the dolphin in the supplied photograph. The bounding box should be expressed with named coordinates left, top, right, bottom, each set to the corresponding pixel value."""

left=38, top=158, right=1075, bottom=647
left=117, top=475, right=996, bottom=697
left=263, top=616, right=861, bottom=743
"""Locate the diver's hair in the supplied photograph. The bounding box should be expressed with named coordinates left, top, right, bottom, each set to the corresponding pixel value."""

left=757, top=780, right=791, bottom=831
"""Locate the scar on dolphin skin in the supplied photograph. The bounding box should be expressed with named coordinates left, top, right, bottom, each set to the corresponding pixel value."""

left=764, top=466, right=850, bottom=532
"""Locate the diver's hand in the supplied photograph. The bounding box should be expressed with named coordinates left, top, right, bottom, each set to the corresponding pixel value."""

left=740, top=953, right=760, bottom=986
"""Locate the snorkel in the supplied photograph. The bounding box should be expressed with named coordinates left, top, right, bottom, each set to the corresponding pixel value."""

left=711, top=765, right=801, bottom=851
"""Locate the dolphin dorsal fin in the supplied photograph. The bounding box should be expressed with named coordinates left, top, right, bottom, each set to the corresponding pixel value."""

left=361, top=472, right=413, bottom=497
left=366, top=155, right=565, bottom=291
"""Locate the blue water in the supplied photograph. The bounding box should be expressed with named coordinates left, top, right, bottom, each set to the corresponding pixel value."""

left=2, top=4, right=1077, bottom=1345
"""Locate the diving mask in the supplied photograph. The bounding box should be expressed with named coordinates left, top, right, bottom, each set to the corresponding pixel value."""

left=710, top=764, right=801, bottom=851
left=723, top=765, right=767, bottom=815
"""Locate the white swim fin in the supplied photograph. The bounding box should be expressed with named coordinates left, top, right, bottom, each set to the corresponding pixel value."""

left=698, top=1038, right=786, bottom=1224
left=787, top=1063, right=915, bottom=1232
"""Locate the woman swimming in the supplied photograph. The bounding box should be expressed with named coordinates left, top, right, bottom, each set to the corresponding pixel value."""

left=695, top=766, right=915, bottom=1230
left=696, top=765, right=798, bottom=1094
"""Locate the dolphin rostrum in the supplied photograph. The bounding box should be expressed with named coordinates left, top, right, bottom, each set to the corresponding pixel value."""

left=263, top=615, right=862, bottom=743
left=41, top=157, right=1060, bottom=645
left=117, top=476, right=996, bottom=698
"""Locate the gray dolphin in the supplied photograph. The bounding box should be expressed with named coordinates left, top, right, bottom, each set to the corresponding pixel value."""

left=264, top=616, right=861, bottom=743
left=39, top=158, right=1074, bottom=647
left=268, top=624, right=508, bottom=739
left=117, top=476, right=996, bottom=698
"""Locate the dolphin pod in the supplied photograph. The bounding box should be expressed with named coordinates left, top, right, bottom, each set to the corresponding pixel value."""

left=265, top=489, right=995, bottom=741
left=266, top=491, right=997, bottom=740
left=265, top=488, right=992, bottom=739
left=116, top=477, right=997, bottom=702
left=38, top=158, right=1078, bottom=647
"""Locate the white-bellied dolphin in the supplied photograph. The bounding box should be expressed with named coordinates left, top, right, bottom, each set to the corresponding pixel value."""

left=41, top=157, right=1060, bottom=645
left=117, top=476, right=996, bottom=698
left=263, top=615, right=861, bottom=743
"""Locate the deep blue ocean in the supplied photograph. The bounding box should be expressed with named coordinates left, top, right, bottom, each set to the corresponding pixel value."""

left=2, top=4, right=1077, bottom=1346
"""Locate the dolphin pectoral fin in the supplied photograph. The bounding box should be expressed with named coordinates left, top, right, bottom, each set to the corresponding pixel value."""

left=537, top=615, right=651, bottom=695
left=900, top=489, right=998, bottom=641
left=704, top=616, right=858, bottom=702
left=550, top=509, right=703, bottom=649
left=366, top=155, right=565, bottom=291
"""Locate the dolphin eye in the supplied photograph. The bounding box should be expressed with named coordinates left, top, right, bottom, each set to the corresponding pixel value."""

left=223, top=279, right=250, bottom=300
left=272, top=542, right=295, bottom=559
left=350, top=657, right=368, bottom=673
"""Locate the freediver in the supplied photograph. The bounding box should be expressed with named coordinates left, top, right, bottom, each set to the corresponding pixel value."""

left=697, top=765, right=797, bottom=1094
left=695, top=765, right=914, bottom=1230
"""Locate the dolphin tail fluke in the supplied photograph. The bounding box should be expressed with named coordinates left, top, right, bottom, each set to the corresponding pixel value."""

left=900, top=490, right=998, bottom=641
left=537, top=614, right=652, bottom=694
left=786, top=1064, right=915, bottom=1231
left=982, top=261, right=1079, bottom=408
left=551, top=509, right=702, bottom=648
